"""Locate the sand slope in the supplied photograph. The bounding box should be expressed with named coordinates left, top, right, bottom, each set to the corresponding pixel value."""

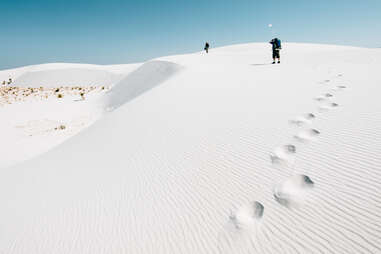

left=1, top=43, right=381, bottom=253
left=14, top=68, right=123, bottom=87
left=0, top=63, right=141, bottom=87
left=0, top=63, right=141, bottom=168
left=104, top=60, right=182, bottom=110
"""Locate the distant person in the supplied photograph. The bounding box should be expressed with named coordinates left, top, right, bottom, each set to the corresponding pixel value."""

left=269, top=38, right=281, bottom=64
left=204, top=42, right=210, bottom=53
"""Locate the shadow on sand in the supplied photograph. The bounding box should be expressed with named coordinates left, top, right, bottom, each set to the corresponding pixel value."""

left=250, top=63, right=271, bottom=66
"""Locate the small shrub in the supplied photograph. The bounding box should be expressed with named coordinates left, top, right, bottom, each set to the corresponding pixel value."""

left=55, top=125, right=66, bottom=130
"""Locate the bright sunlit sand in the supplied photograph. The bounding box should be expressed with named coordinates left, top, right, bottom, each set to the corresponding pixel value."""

left=1, top=43, right=381, bottom=253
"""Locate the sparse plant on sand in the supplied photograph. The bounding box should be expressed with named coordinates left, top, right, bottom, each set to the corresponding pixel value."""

left=54, top=125, right=66, bottom=130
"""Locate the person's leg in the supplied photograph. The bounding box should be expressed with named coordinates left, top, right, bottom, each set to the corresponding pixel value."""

left=276, top=51, right=280, bottom=63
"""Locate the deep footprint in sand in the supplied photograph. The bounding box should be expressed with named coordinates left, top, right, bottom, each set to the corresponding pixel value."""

left=315, top=93, right=334, bottom=102
left=273, top=175, right=314, bottom=208
left=318, top=102, right=339, bottom=111
left=331, top=85, right=347, bottom=92
left=318, top=79, right=331, bottom=84
left=289, top=113, right=316, bottom=126
left=218, top=201, right=264, bottom=254
left=229, top=201, right=264, bottom=230
left=294, top=129, right=320, bottom=142
left=270, top=145, right=296, bottom=165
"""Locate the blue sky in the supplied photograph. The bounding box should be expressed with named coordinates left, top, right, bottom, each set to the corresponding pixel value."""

left=1, top=0, right=380, bottom=69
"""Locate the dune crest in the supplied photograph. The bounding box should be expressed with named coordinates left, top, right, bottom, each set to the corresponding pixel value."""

left=104, top=60, right=182, bottom=110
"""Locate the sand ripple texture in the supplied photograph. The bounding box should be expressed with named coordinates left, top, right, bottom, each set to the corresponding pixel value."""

left=0, top=43, right=381, bottom=254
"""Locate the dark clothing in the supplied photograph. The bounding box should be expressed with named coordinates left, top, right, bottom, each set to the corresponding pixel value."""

left=270, top=38, right=281, bottom=50
left=272, top=49, right=280, bottom=59
left=270, top=38, right=281, bottom=59
left=204, top=43, right=210, bottom=53
left=270, top=40, right=277, bottom=50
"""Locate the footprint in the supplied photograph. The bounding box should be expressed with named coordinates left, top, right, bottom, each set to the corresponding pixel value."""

left=273, top=174, right=314, bottom=208
left=331, top=85, right=347, bottom=92
left=294, top=129, right=320, bottom=142
left=289, top=113, right=316, bottom=126
left=318, top=79, right=331, bottom=84
left=270, top=145, right=296, bottom=165
left=316, top=93, right=333, bottom=100
left=318, top=102, right=339, bottom=111
left=314, top=96, right=327, bottom=102
left=228, top=201, right=264, bottom=230
left=218, top=202, right=264, bottom=253
left=337, top=85, right=346, bottom=89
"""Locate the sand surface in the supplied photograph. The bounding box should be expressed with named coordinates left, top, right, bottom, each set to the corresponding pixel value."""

left=0, top=43, right=381, bottom=253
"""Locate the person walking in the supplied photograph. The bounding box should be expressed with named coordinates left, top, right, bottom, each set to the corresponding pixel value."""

left=204, top=42, right=210, bottom=53
left=269, top=38, right=281, bottom=64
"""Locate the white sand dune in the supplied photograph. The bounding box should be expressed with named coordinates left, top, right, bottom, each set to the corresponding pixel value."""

left=0, top=63, right=141, bottom=168
left=0, top=60, right=181, bottom=168
left=14, top=68, right=124, bottom=87
left=1, top=43, right=381, bottom=253
left=0, top=63, right=141, bottom=87
left=104, top=60, right=182, bottom=110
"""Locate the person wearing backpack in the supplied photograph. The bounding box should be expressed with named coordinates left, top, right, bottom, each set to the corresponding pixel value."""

left=204, top=42, right=210, bottom=53
left=269, top=38, right=281, bottom=64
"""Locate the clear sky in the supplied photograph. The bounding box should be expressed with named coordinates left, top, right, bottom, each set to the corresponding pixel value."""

left=1, top=0, right=380, bottom=69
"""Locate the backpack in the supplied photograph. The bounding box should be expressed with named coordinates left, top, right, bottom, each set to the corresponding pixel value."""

left=275, top=39, right=281, bottom=49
